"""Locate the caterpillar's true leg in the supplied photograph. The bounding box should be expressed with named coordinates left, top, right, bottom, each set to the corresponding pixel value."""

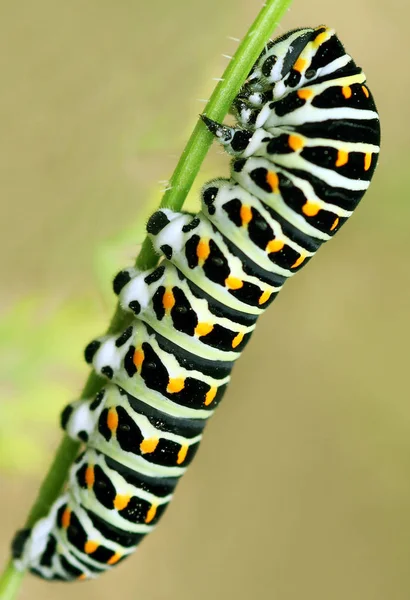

left=201, top=114, right=272, bottom=161
left=201, top=115, right=254, bottom=156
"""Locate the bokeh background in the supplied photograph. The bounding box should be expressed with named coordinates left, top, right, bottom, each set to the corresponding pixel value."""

left=1, top=1, right=408, bottom=598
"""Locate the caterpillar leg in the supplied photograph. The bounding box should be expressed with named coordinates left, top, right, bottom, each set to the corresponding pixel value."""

left=231, top=98, right=260, bottom=128
left=60, top=389, right=106, bottom=443
left=201, top=115, right=271, bottom=160
left=201, top=115, right=253, bottom=156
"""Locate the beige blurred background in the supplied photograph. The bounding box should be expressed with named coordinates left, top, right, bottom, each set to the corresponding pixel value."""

left=0, top=1, right=409, bottom=599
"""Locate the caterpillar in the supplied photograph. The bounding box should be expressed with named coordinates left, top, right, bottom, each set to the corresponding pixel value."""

left=12, top=25, right=380, bottom=581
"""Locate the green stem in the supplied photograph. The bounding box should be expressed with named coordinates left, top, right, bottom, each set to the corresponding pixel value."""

left=0, top=1, right=292, bottom=597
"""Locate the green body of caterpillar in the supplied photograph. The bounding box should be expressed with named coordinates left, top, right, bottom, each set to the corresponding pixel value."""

left=12, top=25, right=380, bottom=581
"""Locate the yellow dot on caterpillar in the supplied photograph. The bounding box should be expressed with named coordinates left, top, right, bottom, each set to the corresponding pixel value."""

left=85, top=465, right=95, bottom=488
left=364, top=153, right=372, bottom=171
left=177, top=445, right=189, bottom=465
left=330, top=217, right=339, bottom=231
left=163, top=289, right=175, bottom=311
left=342, top=86, right=352, bottom=99
left=266, top=171, right=279, bottom=193
left=204, top=387, right=217, bottom=406
left=232, top=332, right=244, bottom=349
left=145, top=505, right=158, bottom=524
left=302, top=202, right=320, bottom=217
left=114, top=494, right=131, bottom=511
left=78, top=574, right=87, bottom=581
left=225, top=276, right=243, bottom=290
left=140, top=438, right=159, bottom=453
left=258, top=290, right=271, bottom=305
left=133, top=348, right=144, bottom=369
left=291, top=255, right=305, bottom=269
left=195, top=322, right=214, bottom=337
left=167, top=378, right=185, bottom=393
left=61, top=508, right=71, bottom=530
left=288, top=134, right=304, bottom=151
left=196, top=239, right=210, bottom=261
left=266, top=239, right=284, bottom=253
left=293, top=57, right=307, bottom=72
left=107, top=407, right=118, bottom=433
left=84, top=540, right=99, bottom=554
left=362, top=85, right=370, bottom=98
left=313, top=30, right=329, bottom=47
left=240, top=205, right=252, bottom=226
left=335, top=150, right=348, bottom=167
left=107, top=553, right=122, bottom=565
left=297, top=88, right=313, bottom=100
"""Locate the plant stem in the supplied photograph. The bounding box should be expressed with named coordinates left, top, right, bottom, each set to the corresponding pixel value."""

left=0, top=1, right=292, bottom=597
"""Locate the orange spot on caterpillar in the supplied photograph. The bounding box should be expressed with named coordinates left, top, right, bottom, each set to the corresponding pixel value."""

left=204, top=387, right=217, bottom=406
left=313, top=30, right=329, bottom=47
left=336, top=150, right=348, bottom=167
left=330, top=217, right=339, bottom=231
left=84, top=540, right=99, bottom=554
left=114, top=494, right=131, bottom=511
left=133, top=348, right=144, bottom=369
left=266, top=239, right=284, bottom=253
left=140, top=438, right=159, bottom=454
left=177, top=445, right=189, bottom=465
left=240, top=205, right=252, bottom=226
left=364, top=153, right=372, bottom=171
left=78, top=574, right=88, bottom=581
left=107, top=553, right=122, bottom=565
left=195, top=322, right=214, bottom=337
left=293, top=57, right=307, bottom=72
left=145, top=505, right=158, bottom=524
left=291, top=255, right=305, bottom=269
left=362, top=85, right=370, bottom=98
left=61, top=508, right=71, bottom=530
left=167, top=378, right=185, bottom=393
left=302, top=202, right=320, bottom=217
left=342, top=86, right=352, bottom=99
left=232, top=332, right=244, bottom=348
left=258, top=290, right=271, bottom=305
left=297, top=88, right=313, bottom=100
left=288, top=134, right=304, bottom=151
left=266, top=171, right=279, bottom=193
left=196, top=239, right=210, bottom=262
left=107, top=407, right=118, bottom=433
left=225, top=276, right=243, bottom=290
left=85, top=465, right=95, bottom=488
left=163, top=289, right=175, bottom=311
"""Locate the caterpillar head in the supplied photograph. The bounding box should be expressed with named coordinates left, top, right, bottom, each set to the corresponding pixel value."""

left=243, top=25, right=356, bottom=102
